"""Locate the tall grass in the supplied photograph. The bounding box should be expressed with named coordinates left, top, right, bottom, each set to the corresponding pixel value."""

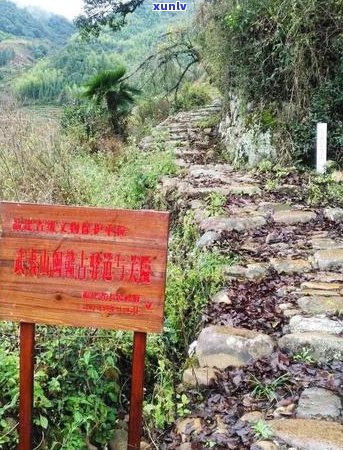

left=0, top=97, right=177, bottom=208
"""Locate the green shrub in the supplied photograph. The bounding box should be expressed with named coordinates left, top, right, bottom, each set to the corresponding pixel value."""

left=0, top=325, right=120, bottom=449
left=175, top=81, right=212, bottom=111
left=0, top=48, right=15, bottom=67
left=128, top=96, right=173, bottom=138
left=61, top=99, right=109, bottom=149
left=306, top=174, right=343, bottom=207
left=200, top=0, right=343, bottom=164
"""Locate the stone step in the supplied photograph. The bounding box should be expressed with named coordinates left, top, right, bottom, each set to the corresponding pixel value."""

left=296, top=388, right=342, bottom=421
left=289, top=315, right=343, bottom=335
left=178, top=184, right=261, bottom=199
left=270, top=258, right=313, bottom=274
left=273, top=210, right=317, bottom=225
left=270, top=419, right=343, bottom=450
left=314, top=249, right=343, bottom=270
left=297, top=296, right=343, bottom=315
left=306, top=272, right=343, bottom=282
left=166, top=133, right=191, bottom=141
left=157, top=125, right=199, bottom=132
left=175, top=149, right=200, bottom=158
left=324, top=207, right=343, bottom=222
left=225, top=263, right=269, bottom=280
left=279, top=332, right=343, bottom=363
left=196, top=325, right=274, bottom=369
left=200, top=214, right=266, bottom=233
left=301, top=281, right=342, bottom=291
left=164, top=140, right=189, bottom=148
left=310, top=237, right=338, bottom=249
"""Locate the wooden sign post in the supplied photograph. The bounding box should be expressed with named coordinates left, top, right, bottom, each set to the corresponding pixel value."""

left=0, top=202, right=170, bottom=450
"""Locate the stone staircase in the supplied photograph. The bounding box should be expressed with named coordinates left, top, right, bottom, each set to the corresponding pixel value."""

left=140, top=100, right=222, bottom=167
left=145, top=102, right=343, bottom=450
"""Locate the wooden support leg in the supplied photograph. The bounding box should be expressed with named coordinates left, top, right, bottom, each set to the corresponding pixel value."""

left=19, top=322, right=35, bottom=450
left=127, top=332, right=147, bottom=450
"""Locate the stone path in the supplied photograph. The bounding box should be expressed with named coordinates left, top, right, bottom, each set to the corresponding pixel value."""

left=148, top=102, right=343, bottom=450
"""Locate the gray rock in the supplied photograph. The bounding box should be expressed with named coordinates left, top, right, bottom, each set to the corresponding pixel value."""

left=196, top=326, right=274, bottom=369
left=283, top=309, right=302, bottom=318
left=196, top=231, right=220, bottom=249
left=189, top=167, right=224, bottom=179
left=314, top=249, right=343, bottom=270
left=270, top=418, right=343, bottom=450
left=176, top=417, right=202, bottom=442
left=314, top=272, right=343, bottom=282
left=245, top=263, right=270, bottom=279
left=177, top=444, right=193, bottom=450
left=311, top=237, right=338, bottom=249
left=200, top=215, right=266, bottom=233
left=259, top=202, right=293, bottom=213
left=225, top=264, right=249, bottom=278
left=279, top=303, right=294, bottom=311
left=109, top=429, right=128, bottom=450
left=300, top=281, right=342, bottom=291
left=270, top=258, right=312, bottom=274
left=298, top=296, right=343, bottom=315
left=279, top=332, right=343, bottom=363
left=228, top=184, right=261, bottom=196
left=240, top=411, right=263, bottom=423
left=324, top=207, right=343, bottom=222
left=296, top=387, right=342, bottom=420
left=212, top=290, right=231, bottom=304
left=193, top=208, right=210, bottom=225
left=225, top=263, right=269, bottom=280
left=182, top=367, right=219, bottom=388
left=299, top=289, right=341, bottom=297
left=273, top=210, right=316, bottom=225
left=266, top=231, right=283, bottom=244
left=289, top=315, right=343, bottom=335
left=276, top=286, right=295, bottom=297
left=251, top=441, right=279, bottom=450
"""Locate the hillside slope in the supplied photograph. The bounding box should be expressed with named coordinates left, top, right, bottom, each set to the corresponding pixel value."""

left=0, top=0, right=74, bottom=43
left=0, top=0, right=74, bottom=84
left=10, top=1, right=195, bottom=103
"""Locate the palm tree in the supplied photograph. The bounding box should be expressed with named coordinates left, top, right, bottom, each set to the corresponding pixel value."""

left=83, top=66, right=140, bottom=136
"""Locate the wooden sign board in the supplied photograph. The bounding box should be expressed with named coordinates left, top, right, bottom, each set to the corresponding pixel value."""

left=0, top=202, right=169, bottom=333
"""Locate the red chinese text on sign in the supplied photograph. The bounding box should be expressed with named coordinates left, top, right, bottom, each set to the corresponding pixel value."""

left=0, top=202, right=170, bottom=333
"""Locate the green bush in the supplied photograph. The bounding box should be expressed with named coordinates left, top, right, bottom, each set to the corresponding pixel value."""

left=200, top=0, right=343, bottom=164
left=61, top=99, right=110, bottom=151
left=0, top=48, right=15, bottom=67
left=128, top=96, right=173, bottom=138
left=0, top=325, right=120, bottom=449
left=175, top=81, right=212, bottom=111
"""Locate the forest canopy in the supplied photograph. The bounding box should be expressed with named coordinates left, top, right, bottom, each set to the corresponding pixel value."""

left=0, top=0, right=74, bottom=44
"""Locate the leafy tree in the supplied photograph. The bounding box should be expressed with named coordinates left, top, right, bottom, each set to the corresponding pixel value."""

left=82, top=66, right=140, bottom=136
left=76, top=0, right=145, bottom=34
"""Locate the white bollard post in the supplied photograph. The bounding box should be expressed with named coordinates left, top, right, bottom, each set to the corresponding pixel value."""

left=316, top=123, right=327, bottom=174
